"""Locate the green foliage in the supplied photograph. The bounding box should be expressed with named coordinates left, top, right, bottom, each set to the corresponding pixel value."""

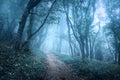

left=55, top=53, right=120, bottom=80
left=0, top=42, right=47, bottom=80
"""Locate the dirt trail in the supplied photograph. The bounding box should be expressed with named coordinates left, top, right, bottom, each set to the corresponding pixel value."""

left=44, top=53, right=84, bottom=80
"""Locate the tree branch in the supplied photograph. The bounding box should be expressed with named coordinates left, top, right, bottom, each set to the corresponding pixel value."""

left=22, top=0, right=57, bottom=49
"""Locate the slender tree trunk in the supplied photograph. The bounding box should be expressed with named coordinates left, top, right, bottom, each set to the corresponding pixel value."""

left=79, top=40, right=85, bottom=61
left=67, top=14, right=73, bottom=56
left=86, top=37, right=89, bottom=58
left=114, top=53, right=118, bottom=64
left=117, top=43, right=120, bottom=64
left=15, top=9, right=29, bottom=49
left=118, top=52, right=120, bottom=64
left=63, top=2, right=73, bottom=56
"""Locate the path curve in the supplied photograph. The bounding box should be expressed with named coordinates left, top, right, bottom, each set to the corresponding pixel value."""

left=44, top=53, right=84, bottom=80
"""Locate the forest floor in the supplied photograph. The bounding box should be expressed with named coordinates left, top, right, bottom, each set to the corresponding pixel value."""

left=44, top=53, right=84, bottom=80
left=1, top=41, right=120, bottom=80
left=0, top=41, right=47, bottom=80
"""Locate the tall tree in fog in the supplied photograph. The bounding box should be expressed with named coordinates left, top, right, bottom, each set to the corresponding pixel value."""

left=15, top=0, right=57, bottom=50
left=24, top=0, right=57, bottom=50
left=63, top=0, right=96, bottom=61
left=15, top=0, right=41, bottom=50
left=105, top=0, right=120, bottom=64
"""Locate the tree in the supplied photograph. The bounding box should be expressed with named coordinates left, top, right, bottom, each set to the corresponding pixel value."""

left=15, top=0, right=41, bottom=50
left=105, top=0, right=120, bottom=64
left=21, top=0, right=57, bottom=50
left=63, top=0, right=96, bottom=61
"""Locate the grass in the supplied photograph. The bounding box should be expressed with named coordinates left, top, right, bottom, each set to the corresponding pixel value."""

left=0, top=41, right=47, bottom=80
left=54, top=53, right=120, bottom=80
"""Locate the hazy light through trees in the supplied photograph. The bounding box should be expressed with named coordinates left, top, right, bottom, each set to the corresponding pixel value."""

left=93, top=0, right=109, bottom=31
left=40, top=0, right=110, bottom=55
left=0, top=0, right=119, bottom=63
left=0, top=0, right=120, bottom=79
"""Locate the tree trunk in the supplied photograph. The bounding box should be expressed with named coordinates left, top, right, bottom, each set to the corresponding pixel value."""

left=14, top=0, right=41, bottom=50
left=118, top=53, right=120, bottom=64
left=80, top=40, right=85, bottom=62
left=118, top=44, right=120, bottom=64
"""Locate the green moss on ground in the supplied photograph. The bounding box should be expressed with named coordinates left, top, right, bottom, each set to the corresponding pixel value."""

left=55, top=53, right=120, bottom=80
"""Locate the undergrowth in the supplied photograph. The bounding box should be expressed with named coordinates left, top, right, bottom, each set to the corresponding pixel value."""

left=0, top=41, right=47, bottom=80
left=55, top=53, right=120, bottom=80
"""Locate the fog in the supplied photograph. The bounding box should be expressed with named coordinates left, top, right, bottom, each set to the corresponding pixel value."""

left=0, top=0, right=120, bottom=80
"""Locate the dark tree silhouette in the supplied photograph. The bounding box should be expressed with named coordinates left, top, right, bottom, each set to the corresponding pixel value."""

left=15, top=0, right=41, bottom=50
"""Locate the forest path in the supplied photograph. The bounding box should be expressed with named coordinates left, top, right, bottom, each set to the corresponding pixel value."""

left=44, top=53, right=84, bottom=80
